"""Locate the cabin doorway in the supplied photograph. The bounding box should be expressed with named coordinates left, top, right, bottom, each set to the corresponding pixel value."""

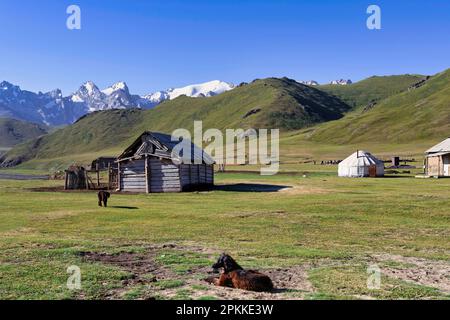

left=443, top=155, right=450, bottom=176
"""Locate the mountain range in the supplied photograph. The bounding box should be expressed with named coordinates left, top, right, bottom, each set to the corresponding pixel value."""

left=1, top=68, right=448, bottom=169
left=0, top=80, right=235, bottom=126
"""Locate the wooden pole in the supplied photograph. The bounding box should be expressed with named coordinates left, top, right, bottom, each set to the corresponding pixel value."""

left=107, top=163, right=111, bottom=190
left=64, top=171, right=68, bottom=190
left=84, top=170, right=89, bottom=190
left=96, top=163, right=100, bottom=188
left=145, top=155, right=149, bottom=193
left=117, top=162, right=121, bottom=191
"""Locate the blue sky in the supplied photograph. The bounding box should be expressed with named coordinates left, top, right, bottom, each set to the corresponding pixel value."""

left=0, top=0, right=449, bottom=95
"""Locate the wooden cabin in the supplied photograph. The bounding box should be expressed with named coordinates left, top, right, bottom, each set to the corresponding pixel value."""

left=425, top=138, right=450, bottom=177
left=116, top=132, right=214, bottom=193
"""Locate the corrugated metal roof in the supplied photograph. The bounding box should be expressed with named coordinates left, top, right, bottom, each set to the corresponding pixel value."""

left=426, top=138, right=450, bottom=154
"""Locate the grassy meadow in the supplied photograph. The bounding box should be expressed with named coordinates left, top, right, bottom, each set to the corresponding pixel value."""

left=0, top=167, right=449, bottom=300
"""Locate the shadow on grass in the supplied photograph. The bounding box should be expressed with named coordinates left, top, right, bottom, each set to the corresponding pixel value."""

left=109, top=206, right=139, bottom=209
left=214, top=183, right=291, bottom=192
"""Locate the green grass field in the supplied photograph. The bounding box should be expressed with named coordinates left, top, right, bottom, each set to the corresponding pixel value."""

left=0, top=167, right=449, bottom=300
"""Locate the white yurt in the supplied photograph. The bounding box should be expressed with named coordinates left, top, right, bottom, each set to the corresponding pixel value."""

left=338, top=151, right=385, bottom=177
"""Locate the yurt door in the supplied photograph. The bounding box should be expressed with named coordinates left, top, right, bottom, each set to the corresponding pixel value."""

left=369, top=165, right=377, bottom=177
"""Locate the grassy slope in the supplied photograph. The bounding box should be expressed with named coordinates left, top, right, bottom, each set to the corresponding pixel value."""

left=318, top=74, right=424, bottom=109
left=136, top=77, right=350, bottom=132
left=0, top=118, right=48, bottom=147
left=1, top=78, right=350, bottom=169
left=300, top=69, right=450, bottom=145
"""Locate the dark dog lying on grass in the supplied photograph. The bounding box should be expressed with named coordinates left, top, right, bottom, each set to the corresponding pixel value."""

left=209, top=253, right=274, bottom=292
left=97, top=191, right=110, bottom=207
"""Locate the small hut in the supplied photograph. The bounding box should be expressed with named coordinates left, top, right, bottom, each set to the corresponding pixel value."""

left=424, top=138, right=450, bottom=177
left=64, top=165, right=87, bottom=189
left=116, top=131, right=214, bottom=193
left=338, top=150, right=384, bottom=177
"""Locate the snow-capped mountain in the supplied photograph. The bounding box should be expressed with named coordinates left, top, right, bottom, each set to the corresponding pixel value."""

left=297, top=80, right=319, bottom=86
left=0, top=80, right=234, bottom=126
left=330, top=79, right=352, bottom=85
left=143, top=80, right=235, bottom=105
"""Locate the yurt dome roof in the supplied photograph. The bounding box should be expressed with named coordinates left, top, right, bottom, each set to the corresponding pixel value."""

left=339, top=151, right=384, bottom=167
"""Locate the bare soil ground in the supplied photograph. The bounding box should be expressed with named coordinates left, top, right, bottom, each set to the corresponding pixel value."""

left=371, top=253, right=450, bottom=294
left=80, top=244, right=315, bottom=300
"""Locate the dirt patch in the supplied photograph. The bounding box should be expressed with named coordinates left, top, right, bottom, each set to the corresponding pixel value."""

left=80, top=244, right=315, bottom=300
left=372, top=253, right=450, bottom=294
left=278, top=185, right=328, bottom=195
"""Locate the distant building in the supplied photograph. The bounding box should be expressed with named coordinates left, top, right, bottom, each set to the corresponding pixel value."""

left=338, top=150, right=384, bottom=177
left=116, top=131, right=214, bottom=193
left=425, top=138, right=450, bottom=177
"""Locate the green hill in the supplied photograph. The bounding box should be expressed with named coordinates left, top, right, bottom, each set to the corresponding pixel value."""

left=0, top=118, right=48, bottom=148
left=303, top=69, right=450, bottom=145
left=136, top=77, right=350, bottom=132
left=0, top=78, right=350, bottom=167
left=318, top=74, right=424, bottom=109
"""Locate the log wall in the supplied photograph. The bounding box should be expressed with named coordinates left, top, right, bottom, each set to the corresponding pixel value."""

left=119, top=157, right=214, bottom=193
left=120, top=159, right=146, bottom=192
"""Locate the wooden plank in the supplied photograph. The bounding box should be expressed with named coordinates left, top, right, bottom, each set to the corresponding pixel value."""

left=121, top=173, right=146, bottom=177
left=150, top=181, right=180, bottom=186
left=151, top=178, right=181, bottom=183
left=145, top=155, right=149, bottom=193
left=150, top=188, right=181, bottom=193
left=150, top=173, right=180, bottom=177
left=122, top=181, right=147, bottom=186
left=122, top=176, right=146, bottom=180
left=151, top=179, right=180, bottom=184
left=121, top=185, right=147, bottom=190
left=150, top=178, right=179, bottom=183
left=150, top=168, right=179, bottom=173
left=122, top=180, right=145, bottom=186
left=117, top=162, right=121, bottom=191
left=122, top=177, right=146, bottom=182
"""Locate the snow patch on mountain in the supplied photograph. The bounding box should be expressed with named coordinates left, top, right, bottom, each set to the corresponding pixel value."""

left=143, top=80, right=235, bottom=105
left=298, top=80, right=319, bottom=86
left=330, top=79, right=352, bottom=85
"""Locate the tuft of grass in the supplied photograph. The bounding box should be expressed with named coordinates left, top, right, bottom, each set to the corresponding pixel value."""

left=156, top=250, right=211, bottom=275
left=308, top=265, right=445, bottom=300
left=197, top=295, right=218, bottom=300
left=152, top=279, right=185, bottom=290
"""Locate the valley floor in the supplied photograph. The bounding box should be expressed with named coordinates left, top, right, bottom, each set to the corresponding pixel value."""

left=0, top=168, right=449, bottom=300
